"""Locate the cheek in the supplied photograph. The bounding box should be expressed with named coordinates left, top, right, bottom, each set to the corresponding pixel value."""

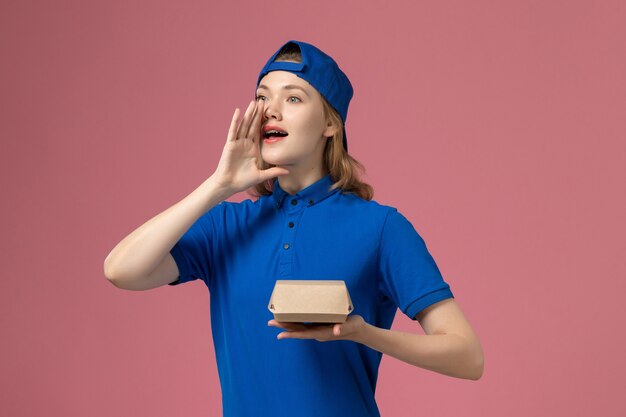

left=291, top=109, right=326, bottom=136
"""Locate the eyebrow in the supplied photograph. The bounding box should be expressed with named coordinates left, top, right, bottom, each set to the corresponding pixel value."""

left=257, top=84, right=310, bottom=97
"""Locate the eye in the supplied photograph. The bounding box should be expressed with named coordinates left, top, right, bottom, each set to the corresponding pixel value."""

left=255, top=95, right=266, bottom=101
left=288, top=96, right=301, bottom=103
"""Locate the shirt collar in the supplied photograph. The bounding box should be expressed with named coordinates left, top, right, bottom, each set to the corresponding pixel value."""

left=272, top=174, right=338, bottom=208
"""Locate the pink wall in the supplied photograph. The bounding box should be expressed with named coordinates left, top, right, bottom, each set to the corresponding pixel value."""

left=1, top=0, right=624, bottom=416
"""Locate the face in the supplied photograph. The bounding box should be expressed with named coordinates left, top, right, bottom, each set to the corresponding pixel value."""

left=256, top=70, right=336, bottom=169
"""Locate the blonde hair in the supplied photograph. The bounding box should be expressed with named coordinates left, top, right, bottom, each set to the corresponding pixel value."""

left=249, top=46, right=373, bottom=201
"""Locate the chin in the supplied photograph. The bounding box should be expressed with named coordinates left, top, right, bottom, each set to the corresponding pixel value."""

left=261, top=149, right=294, bottom=167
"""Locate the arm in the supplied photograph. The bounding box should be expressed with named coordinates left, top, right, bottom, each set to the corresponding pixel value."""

left=103, top=175, right=234, bottom=290
left=269, top=298, right=484, bottom=380
left=104, top=99, right=288, bottom=290
left=355, top=298, right=484, bottom=380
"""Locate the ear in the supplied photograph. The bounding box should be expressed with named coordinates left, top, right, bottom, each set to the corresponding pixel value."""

left=322, top=121, right=338, bottom=138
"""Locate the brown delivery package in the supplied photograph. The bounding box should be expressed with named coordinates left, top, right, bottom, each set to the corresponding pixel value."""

left=268, top=280, right=354, bottom=323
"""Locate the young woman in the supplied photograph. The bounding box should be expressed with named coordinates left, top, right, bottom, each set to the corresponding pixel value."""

left=104, top=40, right=484, bottom=417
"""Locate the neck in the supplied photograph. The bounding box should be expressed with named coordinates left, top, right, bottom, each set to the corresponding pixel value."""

left=276, top=164, right=328, bottom=195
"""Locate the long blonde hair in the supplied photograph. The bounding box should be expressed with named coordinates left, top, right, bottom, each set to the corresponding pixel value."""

left=250, top=46, right=373, bottom=201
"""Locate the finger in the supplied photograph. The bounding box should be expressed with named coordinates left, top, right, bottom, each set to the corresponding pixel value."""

left=227, top=108, right=240, bottom=143
left=258, top=167, right=290, bottom=183
left=237, top=101, right=256, bottom=139
left=248, top=100, right=265, bottom=141
left=278, top=330, right=311, bottom=340
left=242, top=99, right=262, bottom=139
left=237, top=101, right=255, bottom=140
left=277, top=327, right=332, bottom=340
left=268, top=320, right=306, bottom=331
left=278, top=331, right=298, bottom=340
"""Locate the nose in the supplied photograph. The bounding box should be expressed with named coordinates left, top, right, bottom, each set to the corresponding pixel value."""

left=263, top=99, right=281, bottom=120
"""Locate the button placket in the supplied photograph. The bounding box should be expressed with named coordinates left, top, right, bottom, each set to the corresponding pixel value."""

left=279, top=196, right=304, bottom=278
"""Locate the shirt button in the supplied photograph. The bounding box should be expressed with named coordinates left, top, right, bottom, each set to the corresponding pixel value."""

left=283, top=243, right=290, bottom=250
left=291, top=199, right=298, bottom=205
left=288, top=222, right=294, bottom=228
left=308, top=199, right=314, bottom=205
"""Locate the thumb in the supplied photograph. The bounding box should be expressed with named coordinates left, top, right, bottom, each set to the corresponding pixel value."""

left=333, top=324, right=342, bottom=337
left=259, top=167, right=290, bottom=182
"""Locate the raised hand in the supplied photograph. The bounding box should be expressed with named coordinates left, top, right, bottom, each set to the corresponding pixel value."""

left=212, top=99, right=289, bottom=194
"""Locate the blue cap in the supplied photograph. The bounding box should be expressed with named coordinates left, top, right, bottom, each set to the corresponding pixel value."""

left=256, top=40, right=353, bottom=151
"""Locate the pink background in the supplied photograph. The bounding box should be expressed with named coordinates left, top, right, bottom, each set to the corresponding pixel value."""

left=1, top=0, right=625, bottom=416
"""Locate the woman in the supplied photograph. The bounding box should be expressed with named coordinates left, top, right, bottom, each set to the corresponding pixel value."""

left=104, top=40, right=484, bottom=417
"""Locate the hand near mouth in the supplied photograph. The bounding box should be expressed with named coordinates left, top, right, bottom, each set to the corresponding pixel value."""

left=212, top=99, right=289, bottom=194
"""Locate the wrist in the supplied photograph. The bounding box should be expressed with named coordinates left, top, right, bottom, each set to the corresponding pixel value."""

left=352, top=319, right=374, bottom=345
left=205, top=174, right=236, bottom=199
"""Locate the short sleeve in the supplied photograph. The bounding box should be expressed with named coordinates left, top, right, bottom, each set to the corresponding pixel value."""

left=377, top=209, right=454, bottom=319
left=167, top=208, right=217, bottom=287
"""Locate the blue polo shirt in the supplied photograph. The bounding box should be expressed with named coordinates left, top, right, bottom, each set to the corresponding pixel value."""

left=168, top=174, right=454, bottom=417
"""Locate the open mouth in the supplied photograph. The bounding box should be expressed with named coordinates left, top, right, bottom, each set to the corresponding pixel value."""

left=263, top=130, right=289, bottom=140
